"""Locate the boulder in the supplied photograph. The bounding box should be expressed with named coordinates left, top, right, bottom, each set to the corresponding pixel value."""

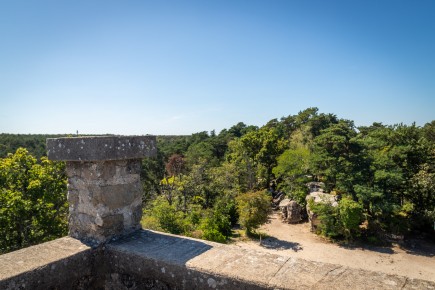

left=279, top=199, right=302, bottom=224
left=306, top=191, right=338, bottom=231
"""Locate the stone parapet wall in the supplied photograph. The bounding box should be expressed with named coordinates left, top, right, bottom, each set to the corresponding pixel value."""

left=104, top=230, right=435, bottom=290
left=1, top=231, right=434, bottom=290
left=0, top=237, right=94, bottom=290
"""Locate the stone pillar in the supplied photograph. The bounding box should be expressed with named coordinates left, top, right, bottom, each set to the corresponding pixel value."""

left=47, top=136, right=156, bottom=245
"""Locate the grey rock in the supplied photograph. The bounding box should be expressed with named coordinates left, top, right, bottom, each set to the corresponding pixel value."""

left=47, top=136, right=156, bottom=161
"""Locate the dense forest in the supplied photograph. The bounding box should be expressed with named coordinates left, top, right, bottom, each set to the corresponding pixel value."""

left=1, top=108, right=434, bottom=253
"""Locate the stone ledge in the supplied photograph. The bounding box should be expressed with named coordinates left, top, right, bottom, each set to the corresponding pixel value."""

left=47, top=136, right=156, bottom=161
left=0, top=237, right=93, bottom=290
left=1, top=232, right=434, bottom=290
left=106, top=230, right=435, bottom=290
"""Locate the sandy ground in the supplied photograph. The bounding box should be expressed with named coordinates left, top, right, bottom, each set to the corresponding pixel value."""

left=234, top=212, right=435, bottom=282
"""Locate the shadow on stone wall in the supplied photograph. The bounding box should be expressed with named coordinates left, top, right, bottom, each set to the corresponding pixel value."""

left=109, top=229, right=214, bottom=265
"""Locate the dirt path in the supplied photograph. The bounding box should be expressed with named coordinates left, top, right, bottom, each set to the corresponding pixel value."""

left=234, top=212, right=435, bottom=282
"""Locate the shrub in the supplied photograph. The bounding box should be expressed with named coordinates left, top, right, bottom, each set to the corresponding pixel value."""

left=338, top=197, right=363, bottom=241
left=310, top=200, right=341, bottom=239
left=201, top=227, right=227, bottom=243
left=309, top=195, right=364, bottom=241
left=199, top=196, right=235, bottom=243
left=141, top=215, right=163, bottom=231
left=236, top=190, right=271, bottom=234
left=147, top=196, right=185, bottom=234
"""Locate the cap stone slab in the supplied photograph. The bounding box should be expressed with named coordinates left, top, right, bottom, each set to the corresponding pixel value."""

left=47, top=135, right=156, bottom=161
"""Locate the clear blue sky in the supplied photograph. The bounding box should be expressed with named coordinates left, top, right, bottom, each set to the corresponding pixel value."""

left=1, top=1, right=434, bottom=135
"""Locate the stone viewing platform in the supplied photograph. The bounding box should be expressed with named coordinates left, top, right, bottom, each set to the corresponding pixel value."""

left=0, top=136, right=434, bottom=289
left=1, top=230, right=434, bottom=290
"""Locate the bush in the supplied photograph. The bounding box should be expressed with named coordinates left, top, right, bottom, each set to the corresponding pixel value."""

left=199, top=196, right=236, bottom=243
left=146, top=196, right=185, bottom=234
left=141, top=215, right=163, bottom=231
left=310, top=200, right=341, bottom=239
left=287, top=186, right=308, bottom=208
left=309, top=195, right=364, bottom=241
left=143, top=195, right=237, bottom=243
left=338, top=197, right=363, bottom=241
left=201, top=228, right=227, bottom=243
left=200, top=213, right=228, bottom=243
left=236, top=190, right=271, bottom=234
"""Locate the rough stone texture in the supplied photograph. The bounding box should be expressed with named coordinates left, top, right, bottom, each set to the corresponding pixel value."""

left=46, top=136, right=156, bottom=245
left=0, top=237, right=94, bottom=290
left=66, top=159, right=143, bottom=245
left=104, top=230, right=435, bottom=290
left=47, top=136, right=156, bottom=161
left=105, top=230, right=266, bottom=290
left=1, top=232, right=434, bottom=290
left=279, top=199, right=303, bottom=224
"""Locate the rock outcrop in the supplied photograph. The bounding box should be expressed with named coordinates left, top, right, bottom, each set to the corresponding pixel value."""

left=279, top=199, right=303, bottom=223
left=306, top=191, right=338, bottom=231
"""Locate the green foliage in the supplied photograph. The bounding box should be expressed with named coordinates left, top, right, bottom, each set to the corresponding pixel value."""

left=274, top=147, right=311, bottom=178
left=185, top=141, right=217, bottom=167
left=199, top=198, right=234, bottom=243
left=226, top=139, right=257, bottom=192
left=0, top=148, right=67, bottom=254
left=236, top=190, right=271, bottom=234
left=145, top=111, right=435, bottom=243
left=308, top=196, right=363, bottom=241
left=273, top=147, right=311, bottom=206
left=142, top=194, right=236, bottom=243
left=226, top=126, right=286, bottom=190
left=311, top=120, right=362, bottom=194
left=201, top=228, right=227, bottom=243
left=309, top=198, right=341, bottom=239
left=408, top=163, right=435, bottom=230
left=338, top=197, right=363, bottom=241
left=2, top=108, right=434, bottom=250
left=144, top=196, right=185, bottom=234
left=141, top=150, right=165, bottom=202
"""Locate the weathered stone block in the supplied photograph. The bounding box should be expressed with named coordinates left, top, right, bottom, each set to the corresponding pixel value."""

left=65, top=159, right=144, bottom=244
left=98, top=184, right=141, bottom=210
left=131, top=204, right=143, bottom=226
left=100, top=214, right=125, bottom=234
left=47, top=136, right=156, bottom=161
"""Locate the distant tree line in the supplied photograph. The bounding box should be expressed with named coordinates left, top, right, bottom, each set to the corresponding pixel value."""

left=1, top=108, right=434, bottom=254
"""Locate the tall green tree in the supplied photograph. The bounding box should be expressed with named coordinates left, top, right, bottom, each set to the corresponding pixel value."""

left=273, top=146, right=311, bottom=205
left=0, top=148, right=67, bottom=253
left=311, top=120, right=363, bottom=194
